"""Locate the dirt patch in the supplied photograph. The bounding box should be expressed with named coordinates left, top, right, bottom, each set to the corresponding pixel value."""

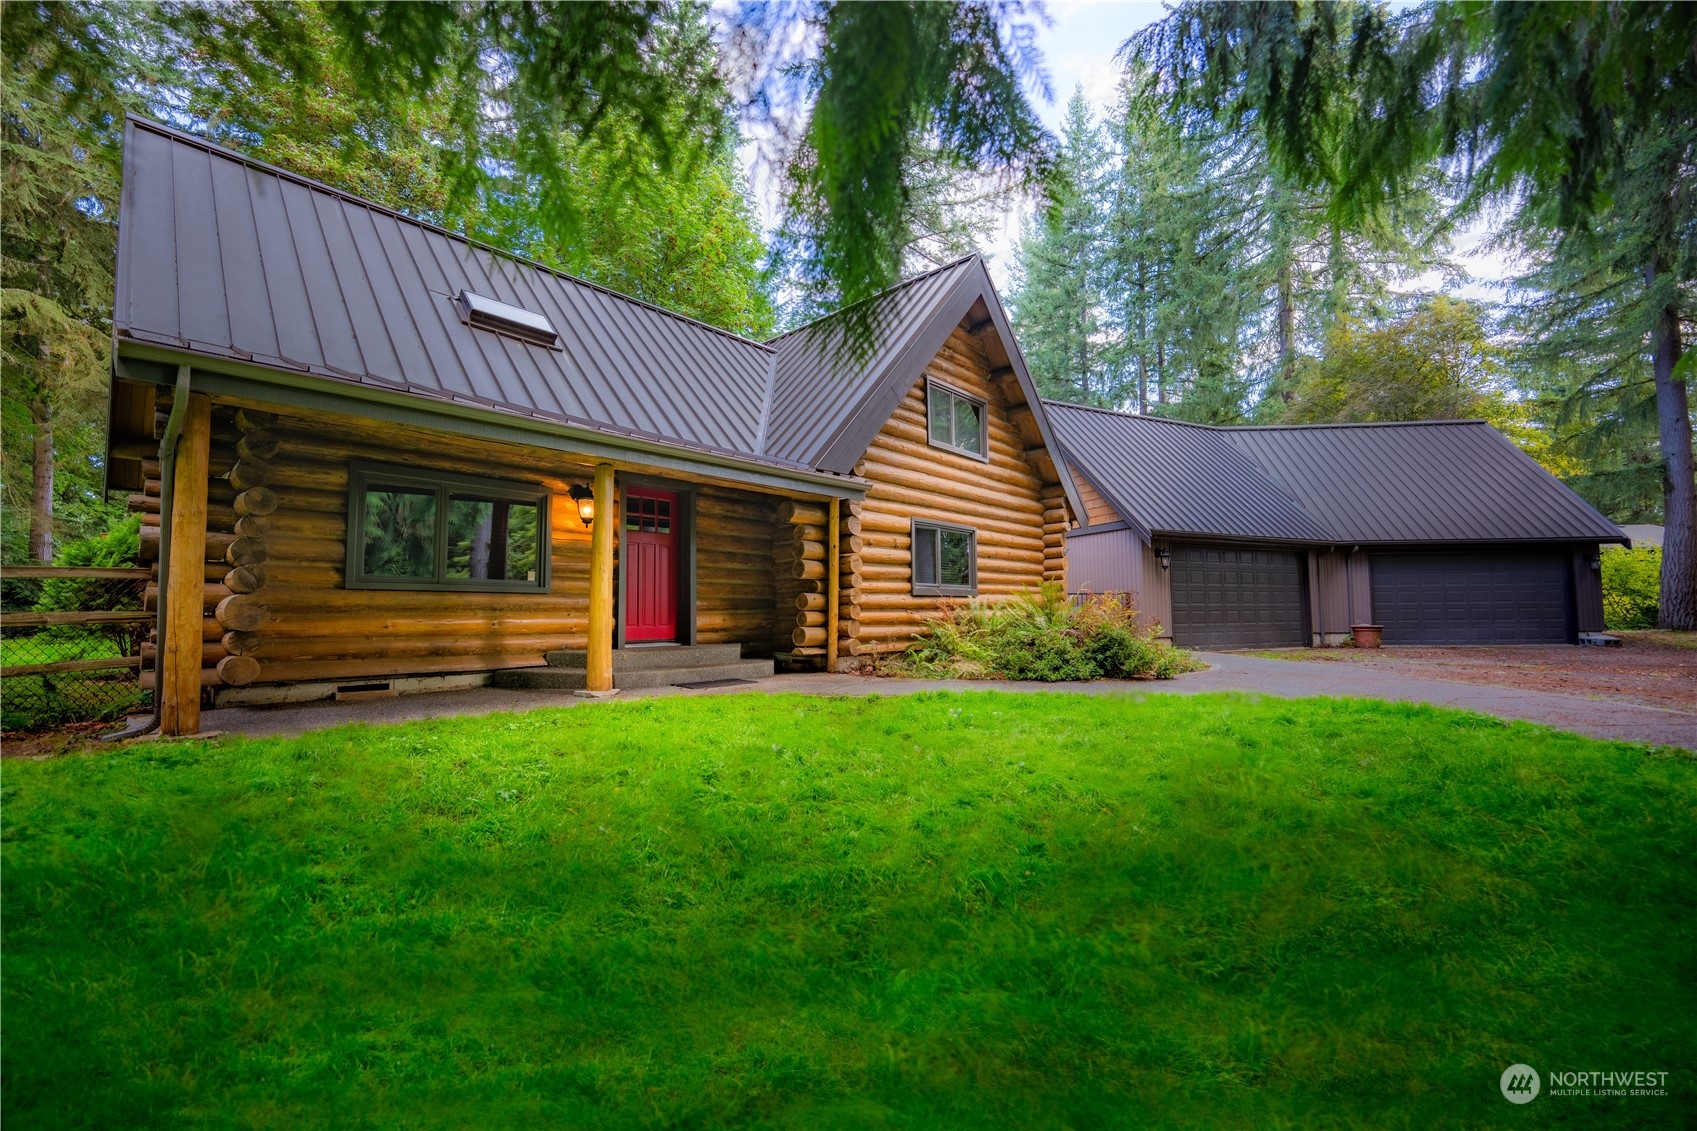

left=1249, top=632, right=1697, bottom=713
left=0, top=718, right=135, bottom=759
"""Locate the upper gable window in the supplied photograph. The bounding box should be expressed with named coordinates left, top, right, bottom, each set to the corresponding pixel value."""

left=926, top=379, right=988, bottom=460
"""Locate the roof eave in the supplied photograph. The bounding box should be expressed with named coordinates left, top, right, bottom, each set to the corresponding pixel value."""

left=113, top=341, right=867, bottom=498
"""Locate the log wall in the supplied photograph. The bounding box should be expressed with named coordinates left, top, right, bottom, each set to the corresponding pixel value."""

left=842, top=327, right=1068, bottom=656
left=132, top=397, right=784, bottom=688
left=1073, top=473, right=1122, bottom=527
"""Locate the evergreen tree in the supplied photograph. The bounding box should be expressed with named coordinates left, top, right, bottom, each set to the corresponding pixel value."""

left=0, top=31, right=131, bottom=561
left=1133, top=0, right=1697, bottom=626
left=1008, top=90, right=1117, bottom=405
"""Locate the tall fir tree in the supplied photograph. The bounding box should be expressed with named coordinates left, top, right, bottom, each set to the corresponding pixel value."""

left=1008, top=89, right=1118, bottom=405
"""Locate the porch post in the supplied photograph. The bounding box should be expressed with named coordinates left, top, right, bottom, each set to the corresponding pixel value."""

left=160, top=392, right=211, bottom=735
left=826, top=498, right=840, bottom=672
left=587, top=461, right=616, bottom=692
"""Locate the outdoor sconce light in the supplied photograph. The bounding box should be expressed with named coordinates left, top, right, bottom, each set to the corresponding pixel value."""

left=1156, top=547, right=1171, bottom=570
left=568, top=483, right=596, bottom=527
left=1589, top=552, right=1602, bottom=572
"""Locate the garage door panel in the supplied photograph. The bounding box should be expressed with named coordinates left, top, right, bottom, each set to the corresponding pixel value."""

left=1171, top=544, right=1307, bottom=649
left=1370, top=552, right=1571, bottom=644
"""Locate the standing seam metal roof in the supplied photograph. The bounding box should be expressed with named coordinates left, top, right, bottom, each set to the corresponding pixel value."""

left=114, top=117, right=1070, bottom=491
left=1045, top=402, right=1628, bottom=545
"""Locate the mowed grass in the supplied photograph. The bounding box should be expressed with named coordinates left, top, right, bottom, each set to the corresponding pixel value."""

left=4, top=692, right=1693, bottom=1129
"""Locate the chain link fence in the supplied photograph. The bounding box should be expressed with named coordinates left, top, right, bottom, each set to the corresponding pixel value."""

left=1, top=567, right=152, bottom=731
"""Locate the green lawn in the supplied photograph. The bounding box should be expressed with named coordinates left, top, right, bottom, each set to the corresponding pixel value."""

left=4, top=692, right=1693, bottom=1128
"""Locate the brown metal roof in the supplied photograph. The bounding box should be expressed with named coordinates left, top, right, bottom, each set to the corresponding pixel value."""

left=116, top=118, right=791, bottom=471
left=763, top=257, right=984, bottom=470
left=1046, top=403, right=1627, bottom=546
left=114, top=118, right=1078, bottom=496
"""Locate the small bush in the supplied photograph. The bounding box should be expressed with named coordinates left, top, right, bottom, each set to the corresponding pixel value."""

left=1601, top=545, right=1660, bottom=630
left=893, top=583, right=1204, bottom=681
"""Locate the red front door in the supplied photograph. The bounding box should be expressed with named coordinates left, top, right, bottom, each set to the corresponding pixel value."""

left=624, top=487, right=680, bottom=642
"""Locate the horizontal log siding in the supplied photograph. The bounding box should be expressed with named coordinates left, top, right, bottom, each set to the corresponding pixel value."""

left=1074, top=474, right=1121, bottom=526
left=694, top=487, right=779, bottom=654
left=844, top=328, right=1055, bottom=654
left=140, top=401, right=784, bottom=686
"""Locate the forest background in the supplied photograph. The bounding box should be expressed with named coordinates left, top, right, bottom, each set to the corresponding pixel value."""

left=3, top=1, right=1691, bottom=624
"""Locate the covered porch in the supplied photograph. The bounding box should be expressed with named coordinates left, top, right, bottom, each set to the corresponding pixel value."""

left=112, top=362, right=862, bottom=735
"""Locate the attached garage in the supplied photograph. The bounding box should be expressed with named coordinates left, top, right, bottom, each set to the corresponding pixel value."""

left=1170, top=544, right=1308, bottom=649
left=1370, top=551, right=1573, bottom=645
left=1047, top=406, right=1628, bottom=648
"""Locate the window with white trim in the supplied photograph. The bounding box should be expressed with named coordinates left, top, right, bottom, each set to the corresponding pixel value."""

left=926, top=379, right=987, bottom=459
left=911, top=520, right=977, bottom=597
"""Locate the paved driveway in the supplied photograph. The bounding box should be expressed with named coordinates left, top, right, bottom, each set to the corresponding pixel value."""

left=198, top=651, right=1697, bottom=750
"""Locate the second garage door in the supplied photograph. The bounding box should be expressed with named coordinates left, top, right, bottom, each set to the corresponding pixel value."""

left=1370, top=551, right=1572, bottom=644
left=1170, top=544, right=1308, bottom=649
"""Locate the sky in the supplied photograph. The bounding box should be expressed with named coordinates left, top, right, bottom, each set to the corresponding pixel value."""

left=735, top=1, right=1511, bottom=303
left=978, top=1, right=1170, bottom=288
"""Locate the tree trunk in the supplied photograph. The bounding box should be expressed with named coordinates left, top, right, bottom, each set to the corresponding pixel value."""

left=29, top=398, right=54, bottom=563
left=1650, top=294, right=1695, bottom=629
left=1136, top=259, right=1149, bottom=414
left=1276, top=256, right=1295, bottom=399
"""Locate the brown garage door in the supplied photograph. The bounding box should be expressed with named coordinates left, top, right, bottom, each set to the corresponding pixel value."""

left=1170, top=544, right=1308, bottom=649
left=1370, top=551, right=1572, bottom=644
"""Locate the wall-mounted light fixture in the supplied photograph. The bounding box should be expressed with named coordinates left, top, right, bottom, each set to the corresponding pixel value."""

left=568, top=483, right=596, bottom=527
left=1156, top=547, right=1171, bottom=570
left=1589, top=552, right=1602, bottom=572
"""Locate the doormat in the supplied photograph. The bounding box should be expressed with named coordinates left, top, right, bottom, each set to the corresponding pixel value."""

left=672, top=678, right=759, bottom=690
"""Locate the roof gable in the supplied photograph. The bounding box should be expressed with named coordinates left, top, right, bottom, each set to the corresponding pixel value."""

left=1048, top=405, right=1627, bottom=546
left=764, top=257, right=1082, bottom=518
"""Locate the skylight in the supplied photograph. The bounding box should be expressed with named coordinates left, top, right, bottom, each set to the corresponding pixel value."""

left=457, top=290, right=559, bottom=347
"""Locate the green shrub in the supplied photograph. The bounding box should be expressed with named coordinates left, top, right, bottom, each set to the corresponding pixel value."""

left=1601, top=545, right=1660, bottom=630
left=894, top=583, right=1204, bottom=681
left=35, top=513, right=143, bottom=614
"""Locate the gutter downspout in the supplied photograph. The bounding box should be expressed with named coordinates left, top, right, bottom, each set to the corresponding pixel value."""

left=136, top=364, right=192, bottom=737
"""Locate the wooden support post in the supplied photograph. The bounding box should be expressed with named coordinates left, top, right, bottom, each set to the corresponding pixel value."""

left=160, top=393, right=211, bottom=735
left=586, top=461, right=615, bottom=692
left=826, top=499, right=840, bottom=672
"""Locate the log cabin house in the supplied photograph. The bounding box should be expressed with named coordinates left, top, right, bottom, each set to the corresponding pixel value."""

left=105, top=118, right=1082, bottom=733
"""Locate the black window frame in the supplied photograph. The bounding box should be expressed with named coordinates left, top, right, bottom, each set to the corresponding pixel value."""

left=911, top=519, right=978, bottom=597
left=345, top=460, right=551, bottom=592
left=925, top=379, right=990, bottom=461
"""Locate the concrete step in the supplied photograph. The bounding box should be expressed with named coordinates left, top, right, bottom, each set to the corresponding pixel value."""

left=542, top=642, right=746, bottom=671
left=613, top=658, right=775, bottom=690
left=494, top=657, right=774, bottom=692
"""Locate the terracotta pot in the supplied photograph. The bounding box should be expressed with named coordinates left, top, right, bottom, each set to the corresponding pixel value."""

left=1350, top=624, right=1383, bottom=649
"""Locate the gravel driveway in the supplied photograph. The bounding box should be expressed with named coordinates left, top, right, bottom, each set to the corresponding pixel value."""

left=1244, top=633, right=1697, bottom=713
left=181, top=646, right=1697, bottom=751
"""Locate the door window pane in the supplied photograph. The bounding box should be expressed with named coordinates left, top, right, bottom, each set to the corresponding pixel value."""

left=362, top=487, right=437, bottom=578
